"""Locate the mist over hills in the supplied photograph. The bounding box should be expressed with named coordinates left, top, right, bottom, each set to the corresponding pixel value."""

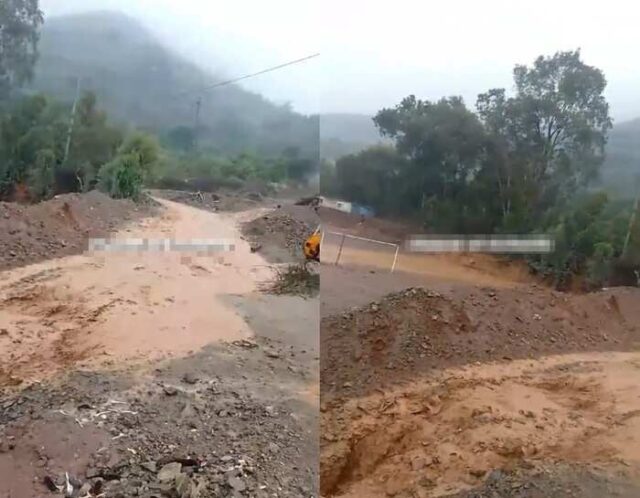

left=320, top=113, right=640, bottom=199
left=20, top=10, right=640, bottom=191
left=26, top=11, right=318, bottom=157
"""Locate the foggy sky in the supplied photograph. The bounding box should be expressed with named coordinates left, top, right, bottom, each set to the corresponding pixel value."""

left=41, top=0, right=638, bottom=123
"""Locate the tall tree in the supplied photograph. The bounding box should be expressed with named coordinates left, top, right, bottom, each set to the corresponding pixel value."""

left=373, top=96, right=488, bottom=227
left=0, top=0, right=44, bottom=99
left=66, top=91, right=123, bottom=190
left=0, top=94, right=67, bottom=198
left=477, top=50, right=612, bottom=227
left=335, top=146, right=409, bottom=215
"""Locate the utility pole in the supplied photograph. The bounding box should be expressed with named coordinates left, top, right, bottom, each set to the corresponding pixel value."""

left=63, top=77, right=81, bottom=166
left=194, top=96, right=202, bottom=150
left=622, top=174, right=640, bottom=260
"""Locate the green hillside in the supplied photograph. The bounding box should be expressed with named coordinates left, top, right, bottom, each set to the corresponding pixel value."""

left=25, top=11, right=318, bottom=157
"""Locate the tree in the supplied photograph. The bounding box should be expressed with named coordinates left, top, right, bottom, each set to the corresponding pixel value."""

left=335, top=146, right=409, bottom=216
left=373, top=96, right=489, bottom=228
left=166, top=126, right=196, bottom=153
left=319, top=159, right=337, bottom=196
left=0, top=0, right=44, bottom=100
left=0, top=94, right=67, bottom=198
left=98, top=131, right=160, bottom=199
left=66, top=91, right=123, bottom=190
left=476, top=50, right=612, bottom=227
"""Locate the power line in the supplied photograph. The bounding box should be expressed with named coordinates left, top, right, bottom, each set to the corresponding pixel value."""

left=175, top=53, right=320, bottom=98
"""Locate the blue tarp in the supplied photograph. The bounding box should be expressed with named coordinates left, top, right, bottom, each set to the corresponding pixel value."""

left=352, top=203, right=375, bottom=218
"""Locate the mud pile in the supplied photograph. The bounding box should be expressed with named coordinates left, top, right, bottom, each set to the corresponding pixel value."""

left=321, top=285, right=640, bottom=497
left=448, top=464, right=640, bottom=498
left=242, top=210, right=317, bottom=263
left=321, top=286, right=640, bottom=398
left=0, top=191, right=154, bottom=272
left=153, top=188, right=265, bottom=213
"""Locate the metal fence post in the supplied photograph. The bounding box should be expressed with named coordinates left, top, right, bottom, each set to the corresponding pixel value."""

left=391, top=245, right=400, bottom=273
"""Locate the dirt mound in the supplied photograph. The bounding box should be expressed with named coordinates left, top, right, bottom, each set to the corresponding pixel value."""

left=0, top=191, right=154, bottom=272
left=321, top=286, right=640, bottom=399
left=321, top=284, right=640, bottom=497
left=242, top=208, right=318, bottom=263
left=448, top=463, right=640, bottom=498
left=152, top=188, right=266, bottom=212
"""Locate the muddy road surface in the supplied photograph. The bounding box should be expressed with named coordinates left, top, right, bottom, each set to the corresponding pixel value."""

left=0, top=198, right=318, bottom=498
left=319, top=221, right=640, bottom=498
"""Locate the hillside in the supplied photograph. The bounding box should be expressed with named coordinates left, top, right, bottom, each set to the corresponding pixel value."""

left=319, top=112, right=640, bottom=195
left=319, top=113, right=388, bottom=160
left=601, top=118, right=640, bottom=198
left=25, top=11, right=318, bottom=157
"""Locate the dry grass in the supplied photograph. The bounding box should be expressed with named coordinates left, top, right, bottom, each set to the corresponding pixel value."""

left=264, top=262, right=319, bottom=297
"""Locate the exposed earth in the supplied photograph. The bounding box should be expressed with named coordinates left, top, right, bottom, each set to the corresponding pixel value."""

left=319, top=208, right=640, bottom=498
left=0, top=191, right=157, bottom=272
left=0, top=191, right=319, bottom=498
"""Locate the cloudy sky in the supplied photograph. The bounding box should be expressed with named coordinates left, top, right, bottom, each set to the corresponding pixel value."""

left=41, top=0, right=638, bottom=122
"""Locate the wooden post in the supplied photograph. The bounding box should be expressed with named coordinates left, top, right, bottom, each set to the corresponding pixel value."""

left=335, top=233, right=346, bottom=266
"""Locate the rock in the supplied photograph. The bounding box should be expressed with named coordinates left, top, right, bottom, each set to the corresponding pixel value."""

left=470, top=468, right=486, bottom=477
left=78, top=482, right=92, bottom=495
left=175, top=473, right=192, bottom=496
left=232, top=339, right=258, bottom=349
left=182, top=372, right=199, bottom=385
left=90, top=480, right=103, bottom=495
left=157, top=462, right=182, bottom=482
left=43, top=476, right=59, bottom=492
left=228, top=475, right=247, bottom=492
left=163, top=385, right=178, bottom=396
left=141, top=461, right=157, bottom=473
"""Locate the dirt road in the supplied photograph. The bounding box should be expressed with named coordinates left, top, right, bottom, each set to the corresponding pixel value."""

left=0, top=198, right=318, bottom=497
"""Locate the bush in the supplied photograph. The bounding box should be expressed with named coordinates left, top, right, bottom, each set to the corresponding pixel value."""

left=98, top=132, right=160, bottom=199
left=530, top=192, right=635, bottom=289
left=587, top=242, right=615, bottom=287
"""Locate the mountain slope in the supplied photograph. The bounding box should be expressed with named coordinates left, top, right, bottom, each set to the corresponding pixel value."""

left=320, top=113, right=388, bottom=160
left=602, top=119, right=640, bottom=197
left=26, top=11, right=318, bottom=157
